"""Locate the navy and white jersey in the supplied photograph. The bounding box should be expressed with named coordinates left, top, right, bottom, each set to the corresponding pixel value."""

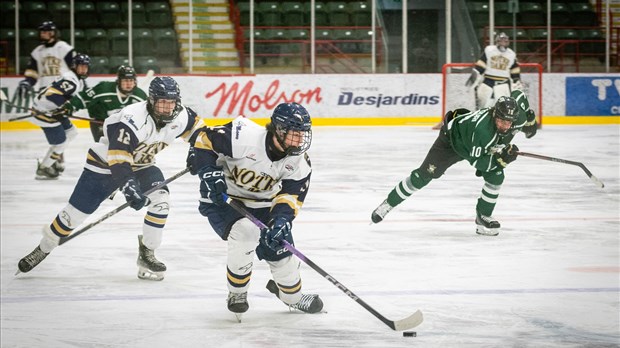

left=85, top=101, right=204, bottom=185
left=194, top=116, right=312, bottom=219
left=25, top=40, right=74, bottom=90
left=31, top=70, right=86, bottom=127
left=474, top=45, right=520, bottom=82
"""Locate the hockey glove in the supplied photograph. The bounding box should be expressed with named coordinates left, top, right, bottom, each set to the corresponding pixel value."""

left=465, top=70, right=480, bottom=88
left=17, top=80, right=33, bottom=100
left=262, top=216, right=292, bottom=251
left=495, top=144, right=519, bottom=168
left=186, top=146, right=198, bottom=175
left=198, top=165, right=227, bottom=206
left=50, top=103, right=73, bottom=122
left=121, top=178, right=151, bottom=210
left=522, top=110, right=537, bottom=139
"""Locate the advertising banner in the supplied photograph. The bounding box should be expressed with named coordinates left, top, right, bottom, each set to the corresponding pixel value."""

left=565, top=76, right=620, bottom=116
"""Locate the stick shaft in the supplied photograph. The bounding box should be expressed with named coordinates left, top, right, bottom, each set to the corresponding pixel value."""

left=3, top=99, right=103, bottom=124
left=58, top=168, right=190, bottom=245
left=516, top=151, right=604, bottom=188
left=224, top=195, right=422, bottom=330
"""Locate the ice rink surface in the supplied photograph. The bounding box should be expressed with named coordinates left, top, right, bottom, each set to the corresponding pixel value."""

left=1, top=125, right=619, bottom=348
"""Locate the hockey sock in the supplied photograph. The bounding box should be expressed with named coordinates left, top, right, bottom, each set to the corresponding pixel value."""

left=386, top=171, right=426, bottom=206
left=476, top=181, right=501, bottom=216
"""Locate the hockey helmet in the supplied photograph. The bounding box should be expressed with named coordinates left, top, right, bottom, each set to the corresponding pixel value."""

left=147, top=76, right=182, bottom=128
left=71, top=53, right=91, bottom=80
left=116, top=65, right=137, bottom=94
left=38, top=21, right=59, bottom=44
left=495, top=32, right=509, bottom=52
left=268, top=102, right=312, bottom=156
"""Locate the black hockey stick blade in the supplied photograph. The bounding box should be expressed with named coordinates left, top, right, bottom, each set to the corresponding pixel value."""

left=224, top=195, right=424, bottom=331
left=516, top=151, right=604, bottom=189
left=58, top=167, right=190, bottom=245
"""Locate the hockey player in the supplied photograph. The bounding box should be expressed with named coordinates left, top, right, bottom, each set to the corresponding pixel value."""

left=30, top=53, right=91, bottom=180
left=371, top=96, right=527, bottom=236
left=16, top=21, right=75, bottom=100
left=56, top=65, right=148, bottom=142
left=17, top=77, right=204, bottom=281
left=187, top=102, right=323, bottom=319
left=466, top=32, right=522, bottom=109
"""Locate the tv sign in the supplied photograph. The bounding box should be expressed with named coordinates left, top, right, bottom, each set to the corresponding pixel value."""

left=566, top=77, right=620, bottom=116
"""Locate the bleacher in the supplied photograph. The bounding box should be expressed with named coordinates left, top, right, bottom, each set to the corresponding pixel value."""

left=0, top=1, right=180, bottom=75
left=467, top=0, right=610, bottom=72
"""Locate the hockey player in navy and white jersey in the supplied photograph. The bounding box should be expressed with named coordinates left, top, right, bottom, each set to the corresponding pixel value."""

left=465, top=32, right=522, bottom=109
left=17, top=77, right=205, bottom=281
left=17, top=21, right=75, bottom=100
left=188, top=102, right=323, bottom=318
left=30, top=53, right=90, bottom=180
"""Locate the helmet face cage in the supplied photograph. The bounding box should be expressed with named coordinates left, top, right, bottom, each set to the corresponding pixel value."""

left=495, top=32, right=509, bottom=52
left=116, top=65, right=137, bottom=94
left=493, top=96, right=518, bottom=134
left=71, top=53, right=90, bottom=79
left=270, top=102, right=312, bottom=156
left=147, top=77, right=182, bottom=127
left=38, top=21, right=58, bottom=43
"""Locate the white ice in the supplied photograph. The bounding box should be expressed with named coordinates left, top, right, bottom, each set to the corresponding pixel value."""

left=1, top=125, right=619, bottom=348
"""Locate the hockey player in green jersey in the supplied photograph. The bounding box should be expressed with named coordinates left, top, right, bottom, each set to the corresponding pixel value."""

left=55, top=65, right=147, bottom=141
left=371, top=96, right=530, bottom=236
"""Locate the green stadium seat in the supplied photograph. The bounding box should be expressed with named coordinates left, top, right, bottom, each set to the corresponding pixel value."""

left=282, top=2, right=304, bottom=27
left=568, top=3, right=598, bottom=26
left=48, top=2, right=70, bottom=29
left=285, top=28, right=309, bottom=54
left=121, top=2, right=148, bottom=28
left=327, top=2, right=350, bottom=27
left=152, top=28, right=178, bottom=59
left=578, top=28, right=604, bottom=54
left=19, top=29, right=40, bottom=55
left=1, top=2, right=19, bottom=29
left=75, top=2, right=99, bottom=28
left=315, top=29, right=333, bottom=53
left=85, top=28, right=109, bottom=56
left=72, top=29, right=88, bottom=52
left=553, top=28, right=579, bottom=53
left=519, top=2, right=545, bottom=26
left=133, top=28, right=154, bottom=57
left=237, top=2, right=251, bottom=26
left=89, top=56, right=110, bottom=74
left=551, top=3, right=571, bottom=26
left=145, top=2, right=173, bottom=28
left=348, top=1, right=372, bottom=26
left=494, top=2, right=513, bottom=26
left=109, top=28, right=130, bottom=56
left=303, top=2, right=328, bottom=26
left=333, top=29, right=358, bottom=53
left=257, top=2, right=281, bottom=26
left=468, top=2, right=489, bottom=29
left=0, top=28, right=16, bottom=55
left=23, top=2, right=50, bottom=29
left=109, top=56, right=130, bottom=73
left=513, top=28, right=530, bottom=53
left=97, top=2, right=122, bottom=29
left=135, top=56, right=160, bottom=74
left=356, top=29, right=374, bottom=53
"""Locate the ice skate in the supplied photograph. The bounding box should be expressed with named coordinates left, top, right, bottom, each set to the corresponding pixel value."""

left=137, top=235, right=166, bottom=281
left=35, top=160, right=60, bottom=180
left=475, top=212, right=500, bottom=236
left=266, top=280, right=323, bottom=314
left=371, top=199, right=394, bottom=224
left=227, top=292, right=249, bottom=322
left=16, top=246, right=49, bottom=275
left=51, top=153, right=65, bottom=173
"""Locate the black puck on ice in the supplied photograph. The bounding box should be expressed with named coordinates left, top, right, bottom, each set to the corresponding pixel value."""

left=403, top=331, right=416, bottom=337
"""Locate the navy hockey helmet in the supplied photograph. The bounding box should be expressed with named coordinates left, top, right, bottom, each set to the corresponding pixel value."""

left=116, top=65, right=137, bottom=94
left=71, top=53, right=91, bottom=79
left=38, top=21, right=59, bottom=44
left=147, top=76, right=183, bottom=127
left=268, top=102, right=312, bottom=156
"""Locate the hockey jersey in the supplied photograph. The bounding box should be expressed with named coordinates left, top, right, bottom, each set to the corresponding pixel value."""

left=25, top=40, right=74, bottom=90
left=31, top=70, right=86, bottom=127
left=474, top=45, right=520, bottom=82
left=84, top=101, right=204, bottom=185
left=193, top=116, right=311, bottom=218
left=69, top=81, right=148, bottom=120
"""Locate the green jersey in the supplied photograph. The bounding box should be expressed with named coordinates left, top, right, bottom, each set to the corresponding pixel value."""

left=448, top=107, right=525, bottom=172
left=69, top=81, right=147, bottom=120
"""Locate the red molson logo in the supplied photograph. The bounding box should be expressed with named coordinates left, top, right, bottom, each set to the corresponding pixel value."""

left=205, top=79, right=322, bottom=117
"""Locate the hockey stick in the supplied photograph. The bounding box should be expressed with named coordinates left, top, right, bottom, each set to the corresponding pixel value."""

left=516, top=151, right=605, bottom=188
left=58, top=167, right=190, bottom=245
left=224, top=195, right=424, bottom=331
left=1, top=92, right=103, bottom=124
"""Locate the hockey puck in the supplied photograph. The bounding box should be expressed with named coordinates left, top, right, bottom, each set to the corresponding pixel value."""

left=403, top=331, right=416, bottom=337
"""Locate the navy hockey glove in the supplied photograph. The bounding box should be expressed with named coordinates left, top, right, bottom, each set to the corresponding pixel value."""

left=495, top=144, right=519, bottom=168
left=121, top=178, right=150, bottom=210
left=50, top=104, right=73, bottom=122
left=261, top=216, right=292, bottom=251
left=186, top=146, right=197, bottom=175
left=17, top=80, right=33, bottom=100
left=198, top=165, right=227, bottom=206
left=522, top=110, right=537, bottom=139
